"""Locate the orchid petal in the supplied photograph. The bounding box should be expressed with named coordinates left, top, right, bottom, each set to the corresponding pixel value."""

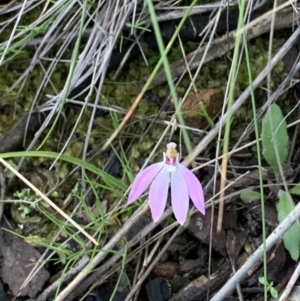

left=171, top=169, right=189, bottom=225
left=128, top=162, right=164, bottom=204
left=178, top=164, right=205, bottom=214
left=149, top=167, right=169, bottom=222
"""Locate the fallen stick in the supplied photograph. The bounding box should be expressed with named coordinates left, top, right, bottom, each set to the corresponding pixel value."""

left=210, top=200, right=300, bottom=301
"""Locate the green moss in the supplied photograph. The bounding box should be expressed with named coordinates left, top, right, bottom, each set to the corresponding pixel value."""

left=0, top=1, right=290, bottom=241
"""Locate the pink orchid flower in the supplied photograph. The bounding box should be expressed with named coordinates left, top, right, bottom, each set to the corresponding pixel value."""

left=127, top=142, right=205, bottom=225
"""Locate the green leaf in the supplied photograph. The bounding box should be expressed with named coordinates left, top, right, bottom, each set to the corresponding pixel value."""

left=277, top=190, right=300, bottom=261
left=261, top=104, right=289, bottom=177
left=270, top=287, right=278, bottom=298
left=258, top=277, right=267, bottom=285
left=240, top=190, right=261, bottom=203
left=290, top=184, right=300, bottom=195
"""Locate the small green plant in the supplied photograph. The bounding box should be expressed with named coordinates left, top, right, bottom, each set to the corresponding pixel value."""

left=261, top=104, right=300, bottom=261
left=240, top=189, right=261, bottom=203
left=13, top=188, right=37, bottom=218
left=258, top=277, right=278, bottom=298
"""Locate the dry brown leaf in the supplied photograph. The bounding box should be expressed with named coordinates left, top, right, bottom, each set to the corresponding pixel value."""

left=181, top=89, right=223, bottom=128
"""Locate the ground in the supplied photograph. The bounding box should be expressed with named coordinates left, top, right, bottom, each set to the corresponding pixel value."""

left=0, top=0, right=300, bottom=300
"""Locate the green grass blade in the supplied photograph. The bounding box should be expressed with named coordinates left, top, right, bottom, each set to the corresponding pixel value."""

left=0, top=151, right=126, bottom=191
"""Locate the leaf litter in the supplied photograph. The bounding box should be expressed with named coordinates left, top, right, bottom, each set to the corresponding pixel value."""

left=1, top=0, right=300, bottom=301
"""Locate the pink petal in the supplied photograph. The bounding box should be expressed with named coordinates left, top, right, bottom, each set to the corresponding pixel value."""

left=128, top=162, right=164, bottom=204
left=171, top=169, right=189, bottom=225
left=149, top=167, right=169, bottom=222
left=178, top=164, right=205, bottom=215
